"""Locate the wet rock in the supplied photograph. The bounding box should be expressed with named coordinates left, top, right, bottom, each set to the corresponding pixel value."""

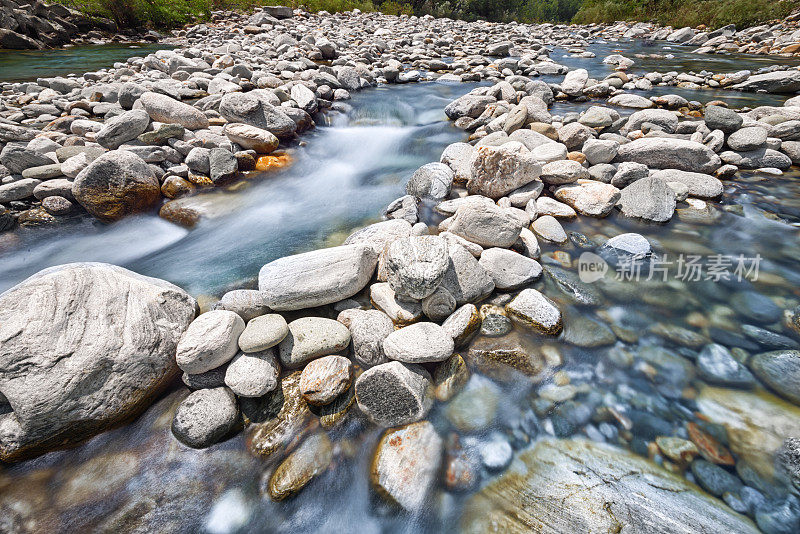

left=268, top=432, right=332, bottom=501
left=383, top=322, right=454, bottom=364
left=477, top=435, right=513, bottom=471
left=298, top=355, right=352, bottom=405
left=355, top=361, right=433, bottom=427
left=246, top=372, right=315, bottom=459
left=224, top=349, right=280, bottom=398
left=506, top=288, right=562, bottom=335
left=731, top=291, right=782, bottom=324
left=258, top=244, right=377, bottom=311
left=697, top=343, right=756, bottom=388
left=171, top=387, right=238, bottom=449
left=277, top=317, right=351, bottom=368
left=384, top=235, right=449, bottom=300
left=176, top=310, right=245, bottom=374
left=371, top=421, right=443, bottom=512
left=73, top=150, right=160, bottom=222
left=444, top=375, right=499, bottom=432
left=697, top=386, right=800, bottom=478
left=478, top=247, right=542, bottom=290
left=0, top=263, right=196, bottom=462
left=467, top=332, right=546, bottom=380
left=776, top=437, right=800, bottom=492
left=756, top=494, right=800, bottom=534
left=691, top=459, right=742, bottom=497
left=433, top=353, right=470, bottom=401
left=750, top=350, right=800, bottom=405
left=461, top=439, right=758, bottom=534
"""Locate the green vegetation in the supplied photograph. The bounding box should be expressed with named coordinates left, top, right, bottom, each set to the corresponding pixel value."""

left=54, top=0, right=800, bottom=31
left=573, top=0, right=799, bottom=29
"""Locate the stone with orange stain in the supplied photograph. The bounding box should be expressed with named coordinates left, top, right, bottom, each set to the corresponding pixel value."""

left=687, top=421, right=735, bottom=465
left=299, top=355, right=352, bottom=406
left=255, top=153, right=292, bottom=172
left=370, top=420, right=443, bottom=511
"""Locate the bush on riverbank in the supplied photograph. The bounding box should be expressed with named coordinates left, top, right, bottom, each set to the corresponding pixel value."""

left=573, top=0, right=799, bottom=29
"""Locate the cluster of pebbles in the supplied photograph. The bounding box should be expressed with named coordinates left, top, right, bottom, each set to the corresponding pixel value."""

left=2, top=6, right=800, bottom=531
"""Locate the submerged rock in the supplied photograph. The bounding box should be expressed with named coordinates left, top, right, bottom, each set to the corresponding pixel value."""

left=268, top=432, right=333, bottom=501
left=370, top=421, right=443, bottom=512
left=461, top=439, right=758, bottom=533
left=0, top=263, right=196, bottom=462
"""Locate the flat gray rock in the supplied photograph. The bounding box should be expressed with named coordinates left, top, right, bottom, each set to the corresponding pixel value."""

left=277, top=317, right=351, bottom=368
left=383, top=322, right=455, bottom=363
left=258, top=244, right=378, bottom=311
left=171, top=387, right=238, bottom=448
left=176, top=310, right=245, bottom=374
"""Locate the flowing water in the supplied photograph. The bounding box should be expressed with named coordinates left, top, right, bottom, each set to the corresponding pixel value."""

left=2, top=40, right=800, bottom=533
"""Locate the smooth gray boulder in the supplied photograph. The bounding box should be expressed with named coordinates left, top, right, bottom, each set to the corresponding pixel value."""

left=618, top=175, right=676, bottom=222
left=651, top=169, right=724, bottom=198
left=355, top=361, right=433, bottom=427
left=258, top=245, right=378, bottom=311
left=344, top=219, right=413, bottom=254
left=0, top=263, right=196, bottom=462
left=0, top=178, right=41, bottom=203
left=383, top=322, right=455, bottom=364
left=140, top=91, right=209, bottom=130
left=448, top=202, right=523, bottom=248
left=478, top=248, right=543, bottom=290
left=731, top=70, right=800, bottom=93
left=171, top=387, right=239, bottom=448
left=176, top=310, right=245, bottom=375
left=277, top=317, right=351, bottom=368
left=238, top=314, right=288, bottom=353
left=224, top=349, right=280, bottom=397
left=615, top=138, right=721, bottom=173
left=704, top=105, right=743, bottom=134
left=219, top=91, right=296, bottom=138
left=96, top=109, right=150, bottom=149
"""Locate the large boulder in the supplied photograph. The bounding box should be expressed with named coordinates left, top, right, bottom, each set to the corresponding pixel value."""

left=219, top=92, right=296, bottom=138
left=0, top=263, right=196, bottom=462
left=461, top=438, right=759, bottom=534
left=73, top=150, right=160, bottom=222
left=615, top=138, right=721, bottom=173
left=258, top=245, right=378, bottom=311
left=731, top=70, right=800, bottom=93
left=140, top=92, right=209, bottom=130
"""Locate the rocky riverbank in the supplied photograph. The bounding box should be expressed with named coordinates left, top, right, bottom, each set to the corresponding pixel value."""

left=0, top=0, right=132, bottom=50
left=2, top=6, right=800, bottom=534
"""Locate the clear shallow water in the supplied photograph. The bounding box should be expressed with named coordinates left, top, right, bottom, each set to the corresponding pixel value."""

left=2, top=45, right=800, bottom=533
left=0, top=43, right=173, bottom=83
